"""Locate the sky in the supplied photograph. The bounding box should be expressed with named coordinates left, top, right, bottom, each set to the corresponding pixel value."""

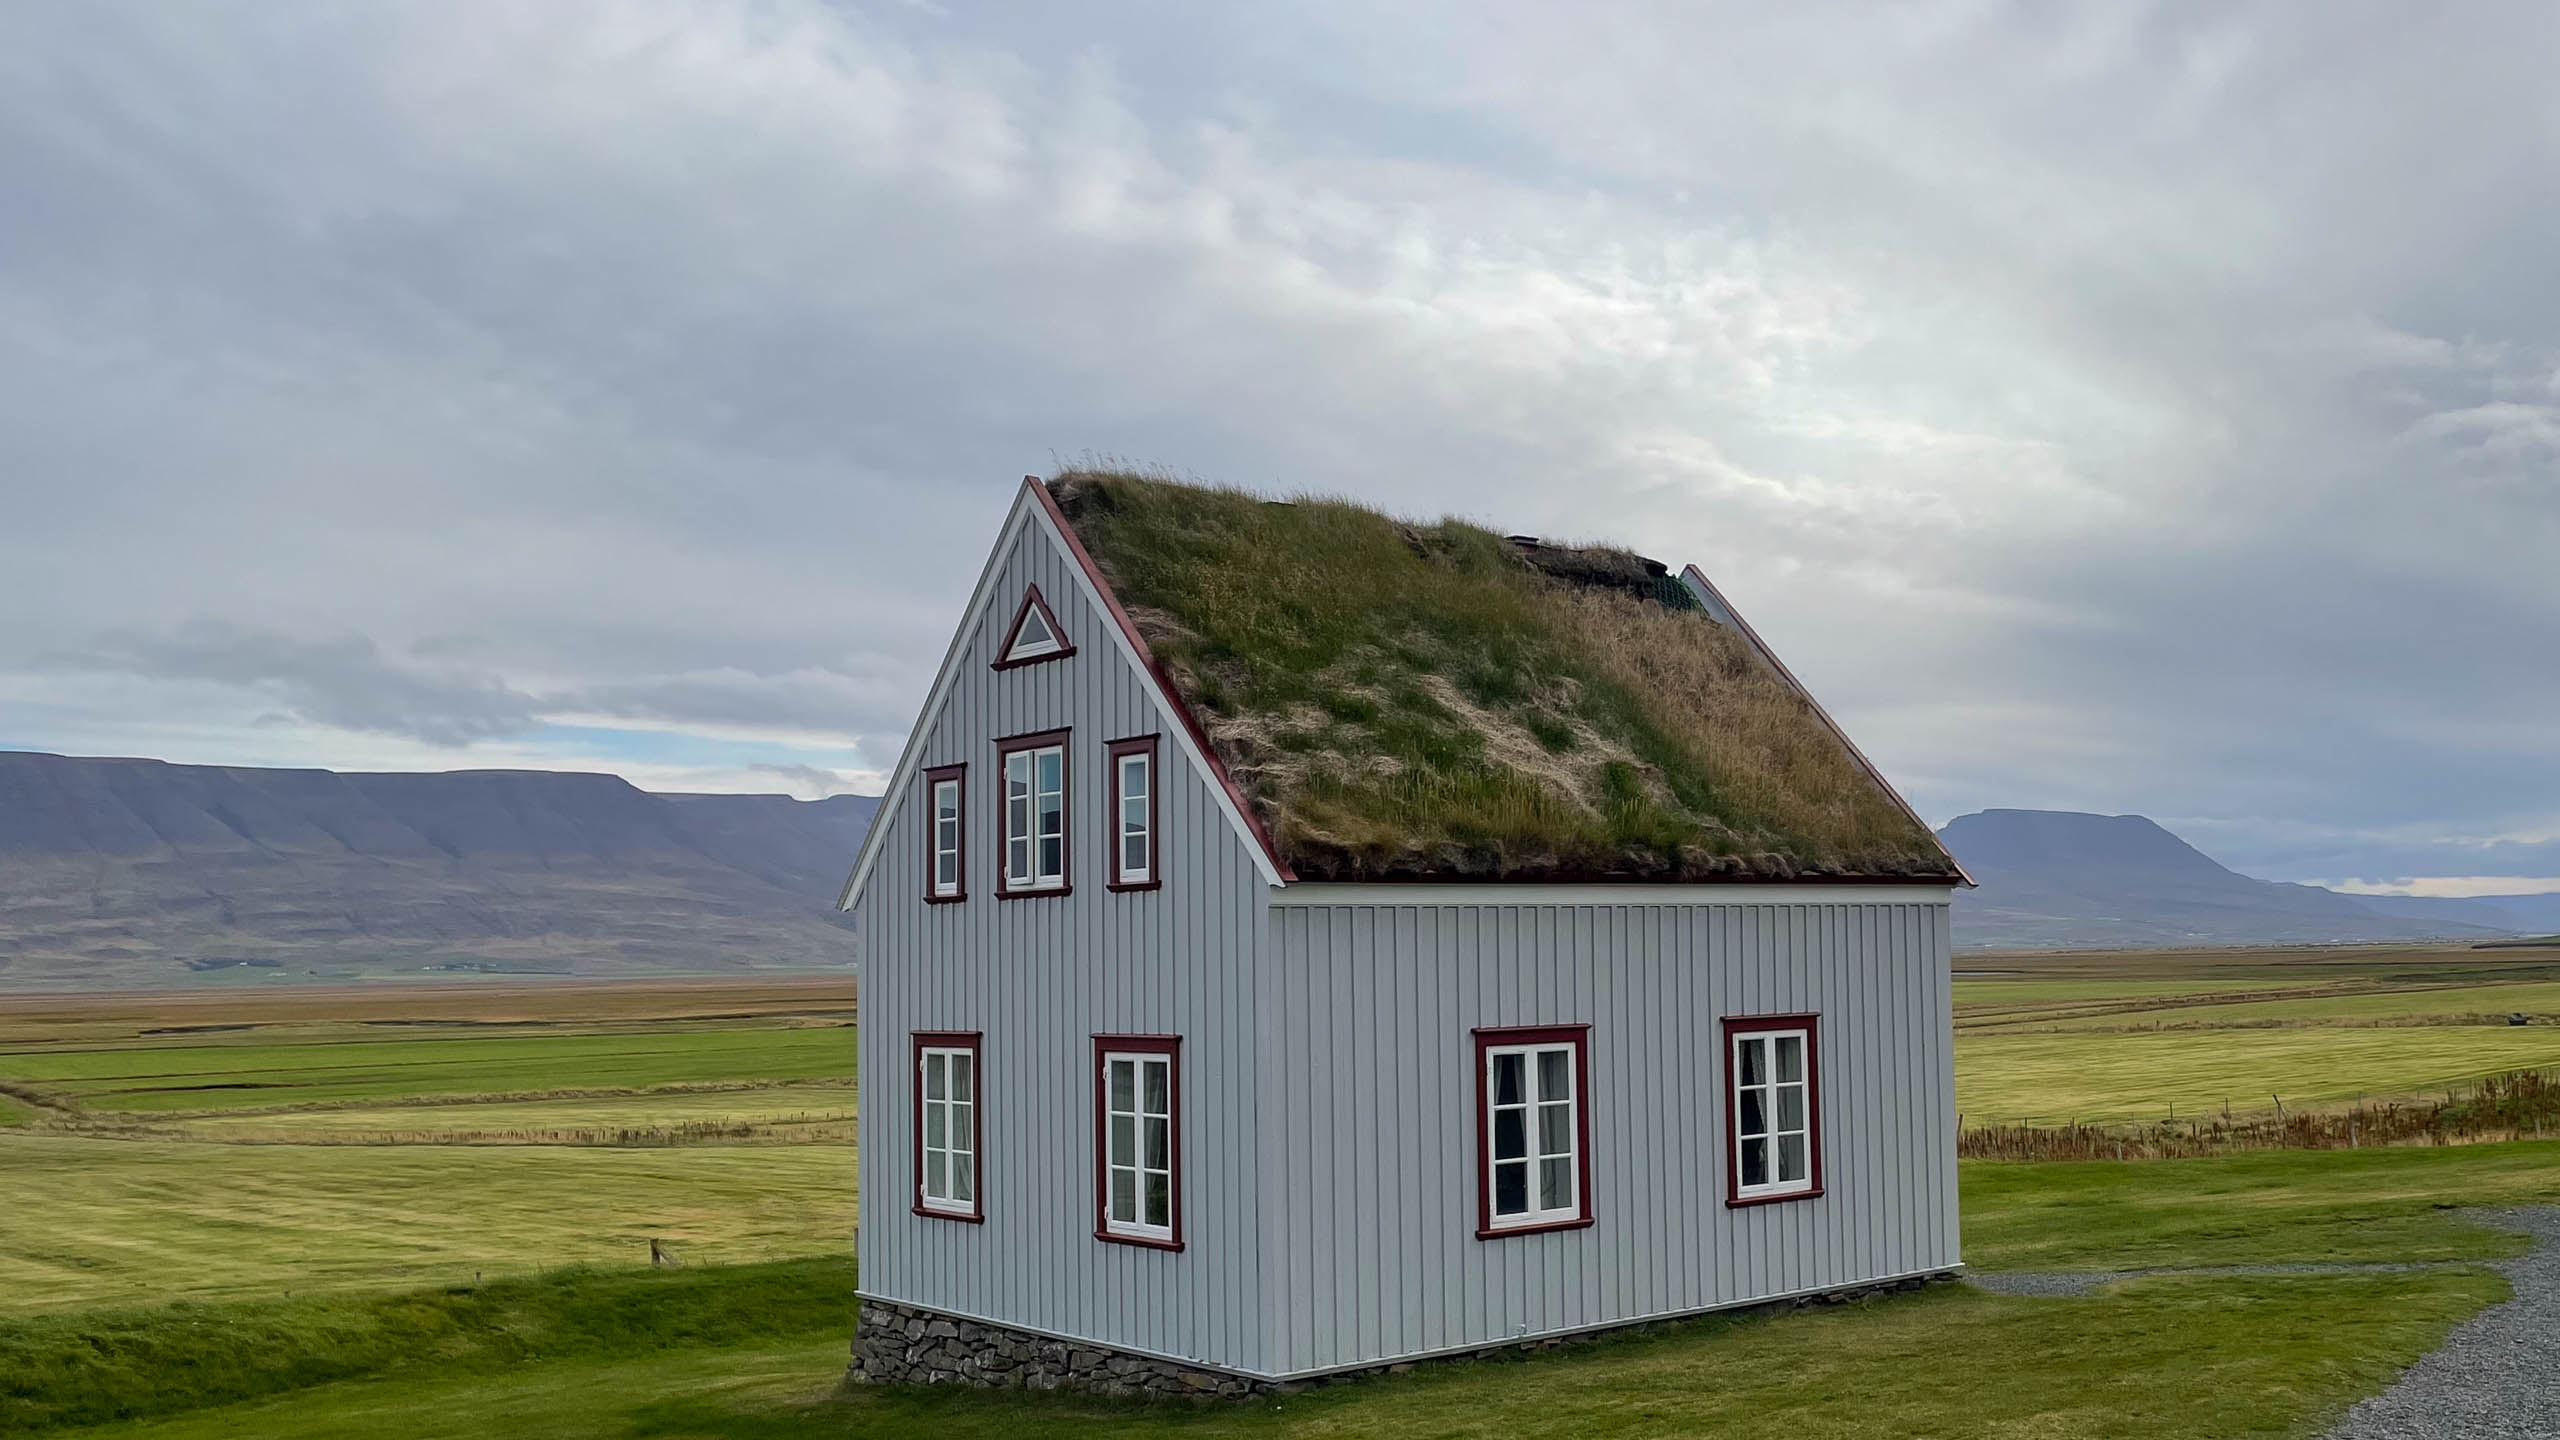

left=2, top=2, right=2555, bottom=894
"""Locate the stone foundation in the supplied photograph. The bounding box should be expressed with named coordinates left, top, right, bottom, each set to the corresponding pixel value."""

left=850, top=1272, right=1958, bottom=1400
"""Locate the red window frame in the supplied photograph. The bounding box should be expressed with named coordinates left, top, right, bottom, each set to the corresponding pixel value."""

left=1722, top=1013, right=1824, bottom=1208
left=1091, top=1034, right=1183, bottom=1251
left=1472, top=1024, right=1595, bottom=1240
left=912, top=1031, right=985, bottom=1223
left=991, top=583, right=1077, bottom=671
left=922, top=764, right=966, bottom=904
left=1104, top=734, right=1161, bottom=893
left=993, top=727, right=1072, bottom=900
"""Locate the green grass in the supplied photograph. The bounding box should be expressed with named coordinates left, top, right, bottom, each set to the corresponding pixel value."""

left=1963, top=1139, right=2560, bottom=1271
left=0, top=1090, right=36, bottom=1126
left=2, top=1027, right=854, bottom=1116
left=49, top=1272, right=2508, bottom=1440
left=0, top=1135, right=855, bottom=1312
left=1050, top=468, right=1950, bottom=882
left=1957, top=1021, right=2560, bottom=1124
left=2, top=1258, right=853, bottom=1433
left=1986, top=980, right=2560, bottom=1031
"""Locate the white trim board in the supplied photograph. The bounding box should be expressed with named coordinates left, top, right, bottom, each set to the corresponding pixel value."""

left=1270, top=883, right=1956, bottom=908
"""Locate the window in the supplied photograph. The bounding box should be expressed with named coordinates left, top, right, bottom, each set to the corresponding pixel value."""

left=996, top=729, right=1069, bottom=897
left=922, top=765, right=965, bottom=902
left=1093, top=1036, right=1180, bottom=1248
left=993, top=585, right=1075, bottom=669
left=1106, top=735, right=1159, bottom=891
left=1474, top=1025, right=1592, bottom=1237
left=913, top=1033, right=982, bottom=1222
left=1725, top=1015, right=1821, bottom=1206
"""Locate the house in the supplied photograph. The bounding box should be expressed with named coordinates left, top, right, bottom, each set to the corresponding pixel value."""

left=838, top=470, right=1971, bottom=1396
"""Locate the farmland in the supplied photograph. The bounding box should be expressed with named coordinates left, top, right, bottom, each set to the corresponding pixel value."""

left=5, top=950, right=2560, bottom=1437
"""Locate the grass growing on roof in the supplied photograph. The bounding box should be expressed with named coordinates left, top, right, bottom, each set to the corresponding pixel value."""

left=1050, top=469, right=1951, bottom=881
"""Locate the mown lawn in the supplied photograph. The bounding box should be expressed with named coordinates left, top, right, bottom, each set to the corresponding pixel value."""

left=1, top=1026, right=855, bottom=1115
left=0, top=1135, right=855, bottom=1312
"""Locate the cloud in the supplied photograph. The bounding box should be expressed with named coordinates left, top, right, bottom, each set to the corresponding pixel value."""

left=0, top=2, right=2556, bottom=881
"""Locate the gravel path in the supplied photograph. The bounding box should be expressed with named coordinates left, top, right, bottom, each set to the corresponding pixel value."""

left=1966, top=1261, right=2480, bottom=1299
left=2325, top=1207, right=2560, bottom=1440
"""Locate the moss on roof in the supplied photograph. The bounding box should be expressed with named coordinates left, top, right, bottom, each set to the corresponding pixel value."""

left=1050, top=469, right=1960, bottom=884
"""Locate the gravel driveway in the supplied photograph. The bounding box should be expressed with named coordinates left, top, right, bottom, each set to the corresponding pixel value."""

left=2325, top=1207, right=2560, bottom=1440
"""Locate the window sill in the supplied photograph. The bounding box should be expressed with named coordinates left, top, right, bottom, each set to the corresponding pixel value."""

left=923, top=892, right=968, bottom=906
left=1727, top=1186, right=1824, bottom=1210
left=913, top=1202, right=985, bottom=1224
left=1094, top=1228, right=1184, bottom=1252
left=1106, top=876, right=1162, bottom=893
left=995, top=884, right=1073, bottom=901
left=1475, top=1216, right=1595, bottom=1241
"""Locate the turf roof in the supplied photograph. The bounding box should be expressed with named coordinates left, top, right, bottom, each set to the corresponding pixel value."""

left=1049, top=469, right=1962, bottom=884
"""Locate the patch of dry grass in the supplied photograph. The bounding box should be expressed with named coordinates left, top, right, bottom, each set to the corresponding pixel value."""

left=1050, top=469, right=1950, bottom=881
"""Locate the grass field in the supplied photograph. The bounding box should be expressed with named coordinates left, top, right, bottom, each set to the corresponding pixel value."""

left=1955, top=942, right=2560, bottom=1125
left=9, top=956, right=2560, bottom=1437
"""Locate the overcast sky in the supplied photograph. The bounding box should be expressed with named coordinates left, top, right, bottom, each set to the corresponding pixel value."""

left=3, top=2, right=2556, bottom=893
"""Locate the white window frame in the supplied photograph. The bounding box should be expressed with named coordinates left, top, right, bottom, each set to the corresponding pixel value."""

left=926, top=771, right=963, bottom=900
left=1095, top=1040, right=1179, bottom=1246
left=914, top=1035, right=981, bottom=1220
left=1728, top=1022, right=1818, bottom=1203
left=998, top=736, right=1068, bottom=894
left=1477, top=1027, right=1589, bottom=1235
left=1006, top=605, right=1062, bottom=660
left=1108, top=736, right=1157, bottom=889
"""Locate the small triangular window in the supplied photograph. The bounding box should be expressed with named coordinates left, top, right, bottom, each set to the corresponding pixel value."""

left=995, top=585, right=1074, bottom=669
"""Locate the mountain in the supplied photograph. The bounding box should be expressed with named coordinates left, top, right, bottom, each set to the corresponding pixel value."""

left=0, top=750, right=877, bottom=989
left=1939, top=808, right=2533, bottom=950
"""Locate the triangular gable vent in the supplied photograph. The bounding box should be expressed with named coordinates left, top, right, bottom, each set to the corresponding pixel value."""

left=993, top=584, right=1075, bottom=669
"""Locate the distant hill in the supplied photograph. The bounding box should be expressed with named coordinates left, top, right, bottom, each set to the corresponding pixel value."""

left=0, top=751, right=876, bottom=989
left=1939, top=808, right=2550, bottom=950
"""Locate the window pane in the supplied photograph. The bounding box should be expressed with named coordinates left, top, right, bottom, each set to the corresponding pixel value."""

left=1741, top=1136, right=1769, bottom=1187
left=1007, top=752, right=1028, bottom=795
left=1039, top=834, right=1062, bottom=878
left=953, top=1153, right=975, bottom=1203
left=1540, top=1156, right=1572, bottom=1211
left=1110, top=1059, right=1134, bottom=1113
left=1111, top=1168, right=1136, bottom=1223
left=924, top=1053, right=944, bottom=1102
left=1538, top=1101, right=1573, bottom=1158
left=924, top=1106, right=946, bottom=1148
left=1122, top=830, right=1147, bottom=875
left=1037, top=748, right=1061, bottom=795
left=1778, top=1133, right=1808, bottom=1185
left=1537, top=1048, right=1569, bottom=1102
left=1777, top=1083, right=1805, bottom=1132
left=1738, top=1036, right=1765, bottom=1086
left=1142, top=1059, right=1168, bottom=1116
left=1111, top=1115, right=1136, bottom=1167
left=1739, top=1088, right=1767, bottom=1137
left=948, top=1101, right=971, bottom=1155
left=1144, top=1172, right=1170, bottom=1229
left=1008, top=835, right=1028, bottom=880
left=1494, top=1160, right=1528, bottom=1216
left=925, top=1151, right=946, bottom=1199
left=950, top=1055, right=972, bottom=1104
left=935, top=851, right=956, bottom=887
left=1144, top=1116, right=1169, bottom=1170
left=1776, top=1035, right=1804, bottom=1084
left=1493, top=1053, right=1524, bottom=1106
left=1493, top=1108, right=1526, bottom=1161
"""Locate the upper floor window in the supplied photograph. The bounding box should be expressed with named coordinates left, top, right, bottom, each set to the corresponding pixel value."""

left=1474, top=1025, right=1592, bottom=1238
left=913, top=1032, right=982, bottom=1222
left=1094, top=1036, right=1181, bottom=1248
left=993, top=585, right=1075, bottom=669
left=997, top=730, right=1069, bottom=896
left=923, top=765, right=965, bottom=903
left=1725, top=1015, right=1821, bottom=1206
left=1106, top=735, right=1159, bottom=891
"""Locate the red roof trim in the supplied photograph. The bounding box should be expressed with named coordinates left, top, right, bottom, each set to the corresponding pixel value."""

left=1026, top=476, right=1295, bottom=883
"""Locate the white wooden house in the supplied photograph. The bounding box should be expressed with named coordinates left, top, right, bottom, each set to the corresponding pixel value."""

left=838, top=472, right=1969, bottom=1395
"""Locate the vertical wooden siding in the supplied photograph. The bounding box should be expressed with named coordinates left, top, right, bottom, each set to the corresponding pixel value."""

left=855, top=517, right=1274, bottom=1374
left=1269, top=898, right=1959, bottom=1375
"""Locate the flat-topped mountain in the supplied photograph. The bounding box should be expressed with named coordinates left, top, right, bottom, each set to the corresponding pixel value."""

left=0, top=750, right=875, bottom=989
left=1939, top=808, right=2560, bottom=949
